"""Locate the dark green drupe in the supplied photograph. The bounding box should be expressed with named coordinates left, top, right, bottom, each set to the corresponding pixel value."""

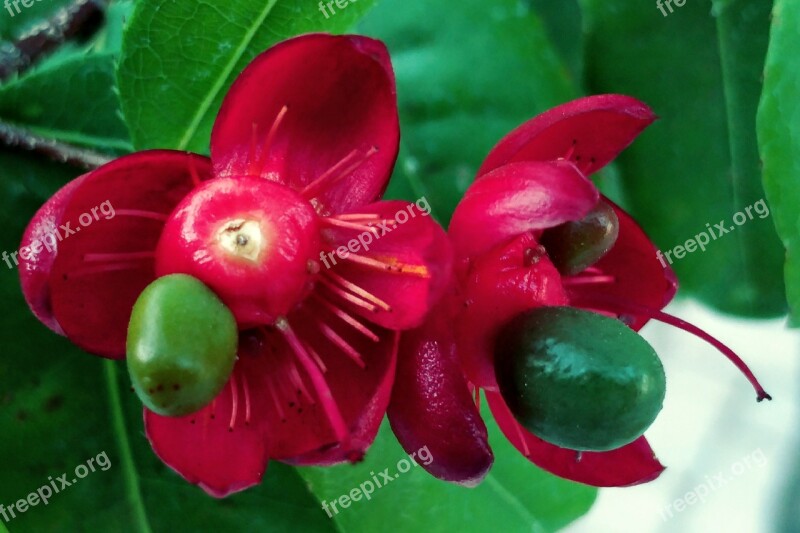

left=127, top=274, right=238, bottom=417
left=495, top=306, right=666, bottom=451
left=540, top=200, right=619, bottom=276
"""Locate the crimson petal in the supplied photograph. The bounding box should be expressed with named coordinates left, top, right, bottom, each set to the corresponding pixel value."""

left=320, top=200, right=452, bottom=331
left=211, top=34, right=399, bottom=214
left=486, top=390, right=664, bottom=487
left=388, top=306, right=493, bottom=486
left=456, top=233, right=568, bottom=389
left=477, top=94, right=656, bottom=177
left=19, top=174, right=87, bottom=334
left=448, top=161, right=599, bottom=262
left=48, top=151, right=212, bottom=358
left=568, top=198, right=678, bottom=330
left=145, top=354, right=272, bottom=498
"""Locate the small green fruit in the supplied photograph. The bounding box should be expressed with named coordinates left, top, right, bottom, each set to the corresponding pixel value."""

left=127, top=274, right=238, bottom=417
left=495, top=306, right=666, bottom=451
left=540, top=200, right=619, bottom=276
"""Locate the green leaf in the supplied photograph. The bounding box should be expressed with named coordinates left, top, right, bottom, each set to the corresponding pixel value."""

left=581, top=0, right=785, bottom=317
left=359, top=0, right=577, bottom=223
left=117, top=0, right=378, bottom=153
left=758, top=0, right=800, bottom=323
left=0, top=53, right=132, bottom=152
left=300, top=415, right=596, bottom=533
left=0, top=151, right=335, bottom=532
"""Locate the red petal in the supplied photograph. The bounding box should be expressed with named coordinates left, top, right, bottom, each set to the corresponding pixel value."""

left=145, top=355, right=272, bottom=498
left=18, top=175, right=87, bottom=334
left=244, top=311, right=398, bottom=462
left=568, top=198, right=678, bottom=330
left=456, top=233, right=568, bottom=389
left=388, top=306, right=493, bottom=486
left=48, top=151, right=212, bottom=358
left=211, top=34, right=399, bottom=214
left=478, top=94, right=656, bottom=177
left=319, top=200, right=452, bottom=330
left=485, top=390, right=664, bottom=487
left=448, top=161, right=599, bottom=261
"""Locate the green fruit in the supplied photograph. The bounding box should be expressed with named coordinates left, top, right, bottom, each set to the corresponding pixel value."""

left=127, top=274, right=238, bottom=417
left=495, top=306, right=665, bottom=451
left=540, top=200, right=619, bottom=276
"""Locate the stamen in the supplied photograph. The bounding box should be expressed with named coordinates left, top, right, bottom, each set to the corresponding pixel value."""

left=252, top=105, right=289, bottom=176
left=228, top=373, right=239, bottom=431
left=343, top=253, right=430, bottom=278
left=315, top=321, right=366, bottom=368
left=580, top=297, right=773, bottom=402
left=308, top=344, right=328, bottom=373
left=321, top=217, right=382, bottom=236
left=301, top=146, right=378, bottom=200
left=318, top=275, right=379, bottom=313
left=83, top=252, right=155, bottom=263
left=312, top=293, right=380, bottom=342
left=300, top=149, right=360, bottom=198
left=563, top=274, right=616, bottom=286
left=267, top=377, right=285, bottom=421
left=323, top=270, right=392, bottom=312
left=115, top=209, right=169, bottom=222
left=333, top=213, right=381, bottom=222
left=276, top=318, right=350, bottom=444
left=288, top=360, right=314, bottom=404
left=242, top=373, right=252, bottom=425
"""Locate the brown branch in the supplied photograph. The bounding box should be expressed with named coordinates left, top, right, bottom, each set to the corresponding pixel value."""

left=0, top=0, right=106, bottom=82
left=0, top=120, right=113, bottom=170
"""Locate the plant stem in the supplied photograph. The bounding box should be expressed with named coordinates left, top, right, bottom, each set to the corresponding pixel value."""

left=0, top=0, right=106, bottom=82
left=0, top=120, right=113, bottom=170
left=104, top=360, right=152, bottom=533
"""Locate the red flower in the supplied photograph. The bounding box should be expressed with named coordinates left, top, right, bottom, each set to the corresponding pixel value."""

left=19, top=34, right=451, bottom=497
left=387, top=95, right=770, bottom=487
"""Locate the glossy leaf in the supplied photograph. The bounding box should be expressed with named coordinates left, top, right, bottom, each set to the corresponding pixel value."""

left=758, top=0, right=800, bottom=323
left=0, top=53, right=131, bottom=152
left=580, top=0, right=785, bottom=317
left=117, top=0, right=378, bottom=153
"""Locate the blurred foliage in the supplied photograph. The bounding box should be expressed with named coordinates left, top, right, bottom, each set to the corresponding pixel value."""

left=579, top=0, right=784, bottom=317
left=758, top=0, right=800, bottom=323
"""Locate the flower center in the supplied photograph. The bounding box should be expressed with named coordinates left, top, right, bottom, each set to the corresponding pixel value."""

left=216, top=219, right=266, bottom=262
left=156, top=176, right=321, bottom=327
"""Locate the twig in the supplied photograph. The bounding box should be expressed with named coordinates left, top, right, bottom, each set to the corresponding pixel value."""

left=0, top=0, right=106, bottom=82
left=0, top=120, right=113, bottom=170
